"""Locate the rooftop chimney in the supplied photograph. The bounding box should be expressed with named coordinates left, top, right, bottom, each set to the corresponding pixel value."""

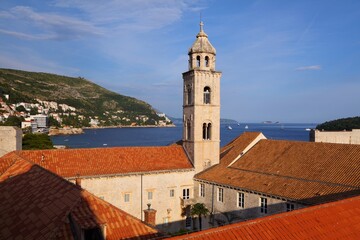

left=75, top=174, right=81, bottom=187
left=143, top=203, right=157, bottom=226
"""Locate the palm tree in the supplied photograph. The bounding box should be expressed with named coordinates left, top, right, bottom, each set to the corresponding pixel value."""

left=190, top=203, right=209, bottom=231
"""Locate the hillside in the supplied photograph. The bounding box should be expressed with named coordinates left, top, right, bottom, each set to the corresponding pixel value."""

left=0, top=68, right=170, bottom=127
left=316, top=116, right=360, bottom=131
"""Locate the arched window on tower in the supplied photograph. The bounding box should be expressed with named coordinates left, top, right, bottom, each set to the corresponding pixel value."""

left=202, top=123, right=207, bottom=139
left=207, top=123, right=212, bottom=140
left=187, top=85, right=192, bottom=105
left=196, top=56, right=201, bottom=68
left=204, top=86, right=211, bottom=104
left=187, top=120, right=191, bottom=140
left=205, top=56, right=209, bottom=67
left=202, top=123, right=211, bottom=140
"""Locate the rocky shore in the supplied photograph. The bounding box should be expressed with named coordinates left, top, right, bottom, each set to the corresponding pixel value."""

left=49, top=127, right=84, bottom=136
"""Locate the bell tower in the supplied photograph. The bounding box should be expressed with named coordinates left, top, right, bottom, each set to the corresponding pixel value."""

left=182, top=22, right=222, bottom=173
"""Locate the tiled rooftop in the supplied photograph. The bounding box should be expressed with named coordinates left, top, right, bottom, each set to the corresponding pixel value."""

left=4, top=145, right=193, bottom=178
left=169, top=195, right=360, bottom=240
left=196, top=133, right=360, bottom=204
left=0, top=158, right=159, bottom=240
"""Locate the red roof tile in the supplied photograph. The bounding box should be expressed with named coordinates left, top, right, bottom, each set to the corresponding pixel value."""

left=196, top=133, right=360, bottom=204
left=169, top=195, right=360, bottom=240
left=6, top=145, right=193, bottom=178
left=0, top=158, right=159, bottom=239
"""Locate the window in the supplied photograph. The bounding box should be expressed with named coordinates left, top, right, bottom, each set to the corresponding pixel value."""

left=187, top=85, right=192, bottom=105
left=199, top=183, right=205, bottom=197
left=202, top=123, right=207, bottom=139
left=196, top=55, right=200, bottom=67
left=260, top=197, right=267, bottom=214
left=286, top=203, right=295, bottom=212
left=218, top=188, right=224, bottom=202
left=238, top=192, right=244, bottom=208
left=124, top=193, right=130, bottom=203
left=148, top=191, right=153, bottom=200
left=202, top=123, right=211, bottom=140
left=182, top=188, right=190, bottom=199
left=203, top=86, right=211, bottom=104
left=186, top=120, right=191, bottom=140
left=207, top=123, right=211, bottom=140
left=170, top=189, right=175, bottom=197
left=205, top=56, right=209, bottom=67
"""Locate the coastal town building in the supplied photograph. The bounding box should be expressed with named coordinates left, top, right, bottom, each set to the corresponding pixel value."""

left=310, top=129, right=360, bottom=144
left=1, top=21, right=360, bottom=239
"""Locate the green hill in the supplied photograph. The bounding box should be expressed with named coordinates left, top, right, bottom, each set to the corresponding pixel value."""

left=0, top=68, right=166, bottom=126
left=316, top=116, right=360, bottom=131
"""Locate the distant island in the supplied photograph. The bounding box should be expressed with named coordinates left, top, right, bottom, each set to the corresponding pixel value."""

left=316, top=116, right=360, bottom=131
left=0, top=68, right=173, bottom=133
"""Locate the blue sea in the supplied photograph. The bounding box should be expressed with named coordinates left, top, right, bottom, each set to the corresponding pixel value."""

left=51, top=123, right=317, bottom=149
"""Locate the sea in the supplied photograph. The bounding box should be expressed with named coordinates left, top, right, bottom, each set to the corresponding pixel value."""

left=51, top=123, right=317, bottom=149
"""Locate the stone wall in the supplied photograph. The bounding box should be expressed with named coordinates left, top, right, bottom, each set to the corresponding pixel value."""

left=0, top=126, right=22, bottom=157
left=310, top=129, right=360, bottom=144
left=193, top=180, right=304, bottom=230
left=70, top=170, right=195, bottom=233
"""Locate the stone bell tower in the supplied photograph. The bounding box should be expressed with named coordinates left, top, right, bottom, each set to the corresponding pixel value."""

left=182, top=22, right=222, bottom=173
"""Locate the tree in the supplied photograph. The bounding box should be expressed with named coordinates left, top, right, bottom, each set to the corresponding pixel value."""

left=190, top=203, right=209, bottom=231
left=30, top=107, right=38, bottom=115
left=1, top=116, right=24, bottom=127
left=16, top=105, right=27, bottom=112
left=22, top=133, right=54, bottom=150
left=48, top=116, right=61, bottom=127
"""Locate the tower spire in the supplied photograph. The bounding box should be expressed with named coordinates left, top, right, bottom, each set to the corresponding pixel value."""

left=200, top=13, right=204, bottom=32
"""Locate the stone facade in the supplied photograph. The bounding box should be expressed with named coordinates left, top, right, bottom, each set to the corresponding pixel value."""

left=193, top=180, right=304, bottom=230
left=0, top=126, right=22, bottom=157
left=69, top=170, right=195, bottom=232
left=310, top=129, right=360, bottom=144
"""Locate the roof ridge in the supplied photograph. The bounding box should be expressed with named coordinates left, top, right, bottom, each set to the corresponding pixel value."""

left=19, top=145, right=182, bottom=153
left=0, top=151, right=34, bottom=177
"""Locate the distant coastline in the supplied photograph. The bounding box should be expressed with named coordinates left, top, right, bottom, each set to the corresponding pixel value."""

left=49, top=124, right=176, bottom=136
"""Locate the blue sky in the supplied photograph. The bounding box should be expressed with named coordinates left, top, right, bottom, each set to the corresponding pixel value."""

left=1, top=0, right=359, bottom=123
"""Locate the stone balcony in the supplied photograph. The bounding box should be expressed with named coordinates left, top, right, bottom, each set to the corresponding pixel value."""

left=180, top=197, right=195, bottom=207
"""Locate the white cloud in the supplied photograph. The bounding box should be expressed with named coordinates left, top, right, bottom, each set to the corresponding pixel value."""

left=53, top=0, right=205, bottom=31
left=0, top=29, right=52, bottom=40
left=0, top=6, right=102, bottom=40
left=296, top=65, right=321, bottom=71
left=0, top=1, right=206, bottom=40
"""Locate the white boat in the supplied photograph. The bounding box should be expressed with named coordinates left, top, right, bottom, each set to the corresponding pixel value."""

left=103, top=143, right=108, bottom=146
left=305, top=128, right=311, bottom=131
left=227, top=126, right=232, bottom=130
left=245, top=125, right=248, bottom=129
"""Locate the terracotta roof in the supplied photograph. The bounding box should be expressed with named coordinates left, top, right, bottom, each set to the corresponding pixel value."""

left=196, top=133, right=360, bottom=204
left=169, top=195, right=360, bottom=240
left=219, top=132, right=263, bottom=165
left=4, top=145, right=193, bottom=178
left=0, top=158, right=159, bottom=240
